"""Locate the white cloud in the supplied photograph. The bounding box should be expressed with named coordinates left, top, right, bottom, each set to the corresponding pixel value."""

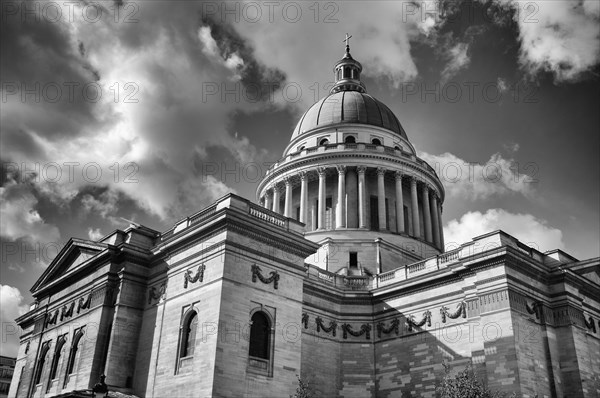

left=0, top=179, right=61, bottom=245
left=0, top=285, right=29, bottom=357
left=444, top=209, right=564, bottom=252
left=441, top=42, right=471, bottom=83
left=420, top=150, right=535, bottom=200
left=490, top=0, right=600, bottom=81
left=88, top=228, right=104, bottom=241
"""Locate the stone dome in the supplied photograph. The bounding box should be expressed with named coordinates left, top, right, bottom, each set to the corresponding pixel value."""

left=291, top=91, right=408, bottom=139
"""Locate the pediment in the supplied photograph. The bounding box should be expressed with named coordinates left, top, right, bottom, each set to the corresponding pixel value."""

left=31, top=239, right=108, bottom=294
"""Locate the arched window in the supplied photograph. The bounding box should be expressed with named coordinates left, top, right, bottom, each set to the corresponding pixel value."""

left=394, top=146, right=401, bottom=151
left=371, top=138, right=382, bottom=146
left=65, top=328, right=84, bottom=379
left=249, top=312, right=270, bottom=360
left=344, top=135, right=356, bottom=144
left=49, top=336, right=66, bottom=380
left=180, top=311, right=198, bottom=358
left=319, top=138, right=329, bottom=146
left=34, top=342, right=50, bottom=385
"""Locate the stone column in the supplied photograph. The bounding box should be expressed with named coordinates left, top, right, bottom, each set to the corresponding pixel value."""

left=422, top=184, right=433, bottom=243
left=317, top=167, right=327, bottom=230
left=357, top=166, right=367, bottom=229
left=346, top=168, right=358, bottom=228
left=431, top=192, right=441, bottom=249
left=264, top=191, right=272, bottom=211
left=410, top=178, right=420, bottom=237
left=299, top=171, right=308, bottom=223
left=336, top=165, right=346, bottom=229
left=272, top=184, right=281, bottom=214
left=437, top=202, right=444, bottom=249
left=377, top=168, right=387, bottom=230
left=395, top=172, right=404, bottom=233
left=284, top=177, right=293, bottom=218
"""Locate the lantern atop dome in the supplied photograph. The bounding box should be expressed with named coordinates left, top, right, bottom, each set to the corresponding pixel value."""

left=331, top=33, right=366, bottom=94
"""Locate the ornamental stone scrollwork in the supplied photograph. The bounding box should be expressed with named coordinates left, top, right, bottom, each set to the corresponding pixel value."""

left=315, top=317, right=337, bottom=336
left=148, top=283, right=166, bottom=304
left=584, top=316, right=597, bottom=333
left=183, top=264, right=206, bottom=289
left=342, top=323, right=371, bottom=340
left=377, top=318, right=400, bottom=338
left=251, top=264, right=280, bottom=289
left=302, top=313, right=309, bottom=329
left=45, top=310, right=59, bottom=328
left=60, top=301, right=75, bottom=321
left=406, top=310, right=431, bottom=332
left=525, top=300, right=542, bottom=320
left=77, top=293, right=92, bottom=314
left=440, top=302, right=467, bottom=323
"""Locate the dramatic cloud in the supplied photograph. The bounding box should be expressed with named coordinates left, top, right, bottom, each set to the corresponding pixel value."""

left=490, top=0, right=600, bottom=81
left=0, top=178, right=61, bottom=245
left=88, top=228, right=104, bottom=241
left=444, top=209, right=564, bottom=252
left=420, top=150, right=535, bottom=200
left=0, top=285, right=29, bottom=357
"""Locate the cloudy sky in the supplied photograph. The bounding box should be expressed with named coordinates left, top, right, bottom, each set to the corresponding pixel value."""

left=1, top=0, right=599, bottom=356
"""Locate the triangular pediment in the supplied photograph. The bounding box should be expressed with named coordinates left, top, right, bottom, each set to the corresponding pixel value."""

left=31, top=238, right=108, bottom=294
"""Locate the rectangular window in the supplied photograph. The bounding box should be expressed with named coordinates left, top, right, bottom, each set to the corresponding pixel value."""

left=296, top=206, right=300, bottom=221
left=349, top=252, right=358, bottom=267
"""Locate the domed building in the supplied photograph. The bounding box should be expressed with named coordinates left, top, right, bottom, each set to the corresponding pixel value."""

left=257, top=43, right=445, bottom=275
left=9, top=43, right=600, bottom=398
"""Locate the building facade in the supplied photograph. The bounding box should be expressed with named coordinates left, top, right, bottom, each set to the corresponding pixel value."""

left=0, top=356, right=16, bottom=398
left=9, top=46, right=600, bottom=398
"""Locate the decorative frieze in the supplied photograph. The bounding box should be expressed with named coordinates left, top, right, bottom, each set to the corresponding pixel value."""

left=315, top=317, right=337, bottom=336
left=584, top=315, right=597, bottom=333
left=183, top=264, right=206, bottom=288
left=148, top=283, right=166, bottom=304
left=60, top=301, right=75, bottom=321
left=406, top=310, right=431, bottom=332
left=440, top=302, right=466, bottom=323
left=342, top=323, right=371, bottom=340
left=251, top=264, right=280, bottom=289
left=45, top=310, right=59, bottom=328
left=78, top=293, right=92, bottom=313
left=377, top=319, right=400, bottom=338
left=301, top=313, right=309, bottom=329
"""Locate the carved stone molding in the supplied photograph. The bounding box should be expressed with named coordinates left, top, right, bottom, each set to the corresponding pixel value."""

left=60, top=302, right=75, bottom=322
left=315, top=317, right=337, bottom=336
left=77, top=293, right=92, bottom=314
left=148, top=283, right=166, bottom=304
left=183, top=264, right=206, bottom=289
left=440, top=302, right=467, bottom=323
left=301, top=313, right=309, bottom=329
left=342, top=323, right=371, bottom=340
left=45, top=310, right=58, bottom=328
left=377, top=319, right=400, bottom=338
left=251, top=264, right=280, bottom=289
left=584, top=315, right=597, bottom=333
left=525, top=299, right=542, bottom=320
left=406, top=310, right=431, bottom=332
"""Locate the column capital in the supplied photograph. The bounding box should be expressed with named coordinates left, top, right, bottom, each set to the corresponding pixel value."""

left=395, top=170, right=403, bottom=180
left=272, top=183, right=284, bottom=193
left=357, top=165, right=367, bottom=174
left=264, top=190, right=273, bottom=198
left=317, top=166, right=328, bottom=176
left=410, top=176, right=419, bottom=186
left=336, top=165, right=347, bottom=174
left=283, top=176, right=292, bottom=186
left=377, top=167, right=387, bottom=176
left=299, top=171, right=307, bottom=180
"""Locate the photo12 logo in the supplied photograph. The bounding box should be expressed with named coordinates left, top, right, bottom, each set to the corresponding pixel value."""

left=2, top=161, right=139, bottom=184
left=201, top=1, right=339, bottom=24
left=1, top=1, right=140, bottom=24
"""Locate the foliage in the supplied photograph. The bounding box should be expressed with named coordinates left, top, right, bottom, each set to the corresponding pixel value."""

left=290, top=375, right=314, bottom=398
left=436, top=361, right=519, bottom=398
